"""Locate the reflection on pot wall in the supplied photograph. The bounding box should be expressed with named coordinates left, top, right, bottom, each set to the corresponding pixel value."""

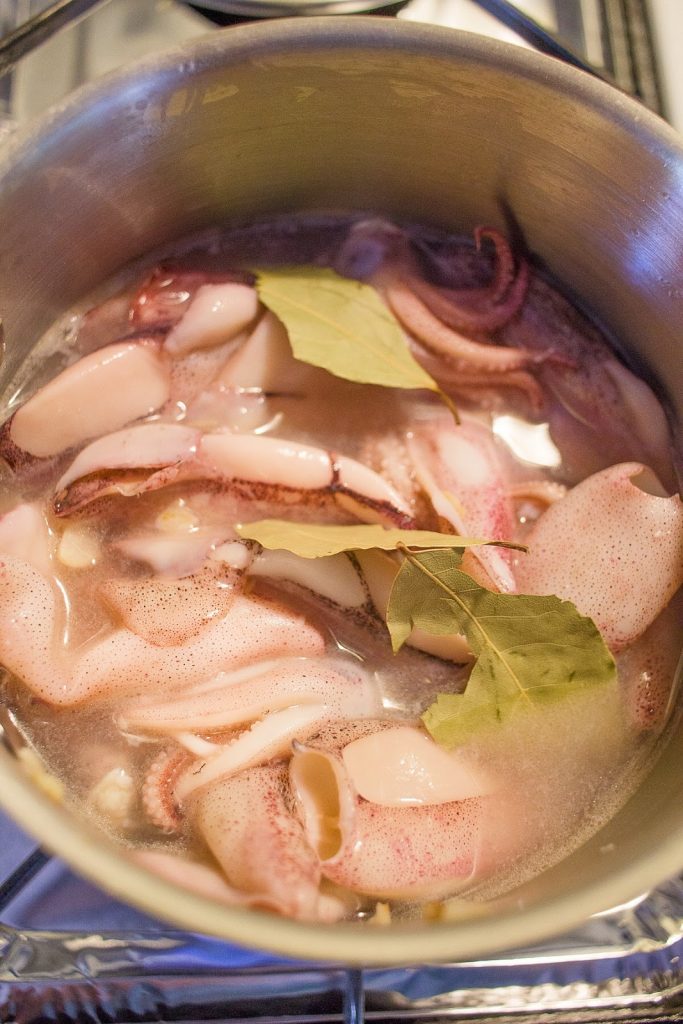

left=3, top=0, right=679, bottom=128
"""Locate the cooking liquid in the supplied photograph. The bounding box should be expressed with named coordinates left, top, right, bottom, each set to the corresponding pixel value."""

left=0, top=215, right=680, bottom=920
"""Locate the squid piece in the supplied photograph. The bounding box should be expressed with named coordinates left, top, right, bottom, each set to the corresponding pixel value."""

left=250, top=549, right=368, bottom=609
left=355, top=548, right=472, bottom=662
left=319, top=798, right=482, bottom=902
left=404, top=228, right=530, bottom=334
left=290, top=739, right=484, bottom=902
left=118, top=657, right=382, bottom=737
left=336, top=219, right=543, bottom=375
left=407, top=342, right=546, bottom=413
left=115, top=531, right=223, bottom=579
left=0, top=503, right=53, bottom=575
left=52, top=422, right=201, bottom=514
left=3, top=341, right=170, bottom=463
left=54, top=426, right=415, bottom=528
left=382, top=277, right=538, bottom=374
left=0, top=557, right=66, bottom=703
left=99, top=565, right=241, bottom=647
left=336, top=220, right=529, bottom=334
left=77, top=595, right=324, bottom=706
left=215, top=309, right=317, bottom=395
left=195, top=766, right=345, bottom=922
left=500, top=275, right=677, bottom=492
left=132, top=849, right=296, bottom=914
left=113, top=496, right=244, bottom=579
left=216, top=310, right=290, bottom=391
left=164, top=283, right=261, bottom=356
left=134, top=846, right=347, bottom=921
left=130, top=268, right=254, bottom=329
left=142, top=747, right=189, bottom=832
left=174, top=705, right=344, bottom=803
left=0, top=558, right=325, bottom=706
left=408, top=417, right=518, bottom=592
left=55, top=422, right=200, bottom=496
left=334, top=220, right=564, bottom=412
left=198, top=433, right=414, bottom=527
left=514, top=462, right=683, bottom=651
left=340, top=726, right=492, bottom=805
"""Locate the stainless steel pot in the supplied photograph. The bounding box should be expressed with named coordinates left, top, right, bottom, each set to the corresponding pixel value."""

left=0, top=17, right=681, bottom=966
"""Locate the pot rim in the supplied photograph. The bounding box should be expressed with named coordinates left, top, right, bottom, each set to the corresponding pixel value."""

left=0, top=16, right=682, bottom=965
left=2, top=15, right=683, bottom=179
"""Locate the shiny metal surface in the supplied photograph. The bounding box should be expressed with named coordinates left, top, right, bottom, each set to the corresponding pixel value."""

left=180, top=0, right=406, bottom=15
left=0, top=0, right=109, bottom=76
left=0, top=18, right=681, bottom=965
left=3, top=833, right=683, bottom=1023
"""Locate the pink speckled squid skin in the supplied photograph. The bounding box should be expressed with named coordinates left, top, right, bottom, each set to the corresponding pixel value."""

left=408, top=416, right=518, bottom=592
left=195, top=765, right=346, bottom=922
left=0, top=556, right=324, bottom=706
left=514, top=462, right=683, bottom=651
left=118, top=657, right=382, bottom=737
left=320, top=796, right=483, bottom=902
left=288, top=728, right=495, bottom=904
left=53, top=426, right=415, bottom=528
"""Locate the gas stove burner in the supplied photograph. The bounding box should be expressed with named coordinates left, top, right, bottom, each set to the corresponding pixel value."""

left=188, top=0, right=409, bottom=23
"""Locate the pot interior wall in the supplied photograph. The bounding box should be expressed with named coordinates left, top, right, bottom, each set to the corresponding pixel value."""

left=1, top=24, right=682, bottom=405
left=0, top=19, right=681, bottom=954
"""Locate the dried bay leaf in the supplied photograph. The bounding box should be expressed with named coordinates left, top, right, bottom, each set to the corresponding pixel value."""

left=386, top=547, right=617, bottom=748
left=236, top=520, right=524, bottom=559
left=255, top=266, right=457, bottom=417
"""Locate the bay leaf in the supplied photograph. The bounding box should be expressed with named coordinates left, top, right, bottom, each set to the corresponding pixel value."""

left=386, top=547, right=617, bottom=748
left=255, top=267, right=456, bottom=416
left=236, top=520, right=524, bottom=559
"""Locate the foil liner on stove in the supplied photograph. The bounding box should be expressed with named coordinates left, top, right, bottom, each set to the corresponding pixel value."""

left=1, top=811, right=682, bottom=1023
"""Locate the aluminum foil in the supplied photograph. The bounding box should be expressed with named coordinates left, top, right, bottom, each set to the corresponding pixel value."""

left=1, top=811, right=683, bottom=1022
